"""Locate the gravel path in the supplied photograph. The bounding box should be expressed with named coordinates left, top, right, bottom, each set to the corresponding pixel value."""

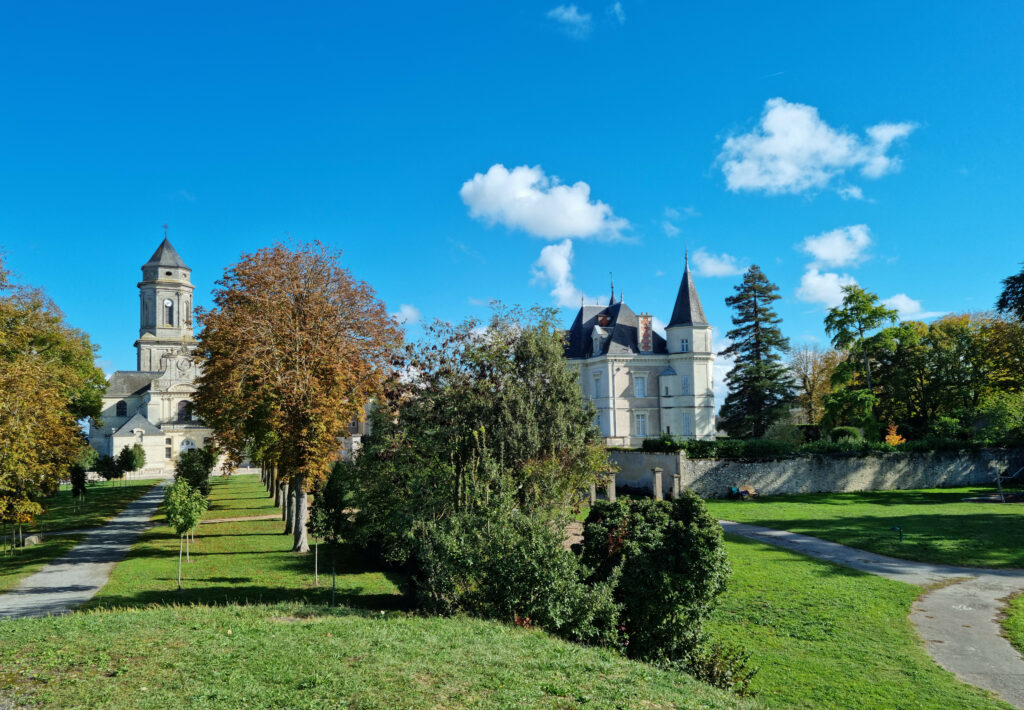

left=721, top=520, right=1024, bottom=709
left=0, top=481, right=168, bottom=620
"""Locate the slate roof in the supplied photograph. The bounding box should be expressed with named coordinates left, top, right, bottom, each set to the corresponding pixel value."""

left=113, top=412, right=163, bottom=437
left=143, top=237, right=190, bottom=270
left=106, top=371, right=161, bottom=397
left=667, top=258, right=708, bottom=327
left=564, top=301, right=668, bottom=358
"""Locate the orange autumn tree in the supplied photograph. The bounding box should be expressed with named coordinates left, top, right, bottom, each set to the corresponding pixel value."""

left=193, top=242, right=402, bottom=552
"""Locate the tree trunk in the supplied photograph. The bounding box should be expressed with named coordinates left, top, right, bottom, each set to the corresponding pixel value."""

left=314, top=539, right=319, bottom=585
left=292, top=475, right=309, bottom=553
left=284, top=483, right=295, bottom=534
left=178, top=536, right=183, bottom=589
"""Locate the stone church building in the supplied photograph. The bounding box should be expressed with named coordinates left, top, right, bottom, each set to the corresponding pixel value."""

left=88, top=238, right=213, bottom=468
left=564, top=256, right=716, bottom=447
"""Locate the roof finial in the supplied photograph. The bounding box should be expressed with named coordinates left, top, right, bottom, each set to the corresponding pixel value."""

left=163, top=223, right=168, bottom=239
left=619, top=289, right=623, bottom=303
left=609, top=272, right=615, bottom=306
left=684, top=247, right=689, bottom=269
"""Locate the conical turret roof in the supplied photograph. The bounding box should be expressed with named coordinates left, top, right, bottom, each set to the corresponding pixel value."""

left=143, top=237, right=189, bottom=270
left=667, top=256, right=708, bottom=327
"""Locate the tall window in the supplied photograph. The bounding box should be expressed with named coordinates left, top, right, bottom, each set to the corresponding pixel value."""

left=115, top=400, right=127, bottom=417
left=593, top=372, right=602, bottom=398
left=634, top=413, right=648, bottom=436
left=177, top=400, right=193, bottom=422
left=682, top=375, right=691, bottom=395
left=634, top=375, right=647, bottom=398
left=683, top=413, right=693, bottom=436
left=681, top=338, right=689, bottom=353
left=164, top=299, right=174, bottom=326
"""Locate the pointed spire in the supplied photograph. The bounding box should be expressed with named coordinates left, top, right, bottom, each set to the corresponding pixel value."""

left=143, top=236, right=190, bottom=270
left=619, top=289, right=623, bottom=304
left=609, top=272, right=615, bottom=306
left=667, top=251, right=708, bottom=327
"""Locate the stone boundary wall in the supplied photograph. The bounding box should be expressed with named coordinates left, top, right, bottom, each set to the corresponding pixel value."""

left=608, top=448, right=1024, bottom=499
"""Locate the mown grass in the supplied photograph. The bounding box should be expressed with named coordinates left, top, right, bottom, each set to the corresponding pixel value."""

left=710, top=535, right=1010, bottom=709
left=0, top=535, right=86, bottom=593
left=706, top=487, right=1024, bottom=568
left=88, top=474, right=405, bottom=610
left=1000, top=593, right=1024, bottom=656
left=31, top=478, right=158, bottom=534
left=0, top=603, right=752, bottom=710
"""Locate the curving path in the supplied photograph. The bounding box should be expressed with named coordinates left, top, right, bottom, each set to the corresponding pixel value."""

left=0, top=481, right=168, bottom=619
left=721, top=520, right=1024, bottom=709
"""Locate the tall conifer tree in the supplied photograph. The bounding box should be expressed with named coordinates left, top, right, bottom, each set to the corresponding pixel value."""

left=719, top=266, right=793, bottom=438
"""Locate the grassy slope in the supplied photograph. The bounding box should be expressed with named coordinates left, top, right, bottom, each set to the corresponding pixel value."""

left=88, top=474, right=405, bottom=610
left=0, top=535, right=85, bottom=592
left=31, top=479, right=158, bottom=534
left=706, top=487, right=1024, bottom=568
left=710, top=535, right=1010, bottom=709
left=0, top=604, right=751, bottom=710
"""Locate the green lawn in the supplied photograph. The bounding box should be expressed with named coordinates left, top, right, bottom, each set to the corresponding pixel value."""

left=706, top=487, right=1024, bottom=568
left=0, top=604, right=752, bottom=710
left=0, top=535, right=85, bottom=593
left=710, top=535, right=1010, bottom=709
left=1000, top=594, right=1024, bottom=656
left=30, top=478, right=158, bottom=534
left=88, top=474, right=405, bottom=610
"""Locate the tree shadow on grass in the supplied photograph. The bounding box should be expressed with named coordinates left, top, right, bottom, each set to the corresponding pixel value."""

left=88, top=585, right=411, bottom=612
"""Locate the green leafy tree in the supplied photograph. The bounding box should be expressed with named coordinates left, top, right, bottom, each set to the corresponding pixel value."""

left=719, top=266, right=794, bottom=438
left=174, top=448, right=215, bottom=497
left=163, top=480, right=209, bottom=589
left=824, top=285, right=899, bottom=392
left=997, top=264, right=1024, bottom=321
left=308, top=460, right=351, bottom=593
left=114, top=445, right=136, bottom=485
left=69, top=447, right=97, bottom=508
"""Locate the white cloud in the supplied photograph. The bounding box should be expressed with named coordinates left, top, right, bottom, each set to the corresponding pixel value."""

left=719, top=98, right=916, bottom=195
left=882, top=293, right=947, bottom=321
left=392, top=304, right=421, bottom=325
left=837, top=185, right=864, bottom=200
left=796, top=268, right=857, bottom=308
left=608, top=2, right=625, bottom=24
left=692, top=248, right=743, bottom=277
left=800, top=224, right=872, bottom=268
left=532, top=238, right=590, bottom=307
left=546, top=5, right=592, bottom=38
left=460, top=164, right=628, bottom=240
left=654, top=269, right=665, bottom=277
left=662, top=220, right=680, bottom=237
left=652, top=315, right=667, bottom=337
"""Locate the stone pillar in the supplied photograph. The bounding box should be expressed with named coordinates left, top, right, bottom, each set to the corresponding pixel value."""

left=606, top=473, right=617, bottom=503
left=652, top=467, right=663, bottom=501
left=672, top=472, right=682, bottom=500
left=589, top=482, right=597, bottom=505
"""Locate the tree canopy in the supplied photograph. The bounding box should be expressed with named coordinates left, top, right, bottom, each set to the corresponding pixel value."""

left=996, top=264, right=1024, bottom=321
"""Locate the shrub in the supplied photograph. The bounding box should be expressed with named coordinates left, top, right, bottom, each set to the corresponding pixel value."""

left=415, top=509, right=620, bottom=647
left=174, top=448, right=216, bottom=497
left=641, top=435, right=684, bottom=453
left=741, top=438, right=797, bottom=459
left=681, top=440, right=718, bottom=459
left=763, top=421, right=805, bottom=447
left=580, top=494, right=730, bottom=664
left=95, top=455, right=118, bottom=481
left=714, top=439, right=745, bottom=459
left=884, top=423, right=906, bottom=446
left=681, top=641, right=758, bottom=697
left=830, top=426, right=862, bottom=442
left=929, top=416, right=964, bottom=440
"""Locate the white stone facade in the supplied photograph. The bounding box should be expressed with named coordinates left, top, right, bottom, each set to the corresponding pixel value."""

left=564, top=260, right=716, bottom=447
left=88, top=238, right=214, bottom=468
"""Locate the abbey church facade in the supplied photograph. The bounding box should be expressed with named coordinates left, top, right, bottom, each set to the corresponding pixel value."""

left=88, top=238, right=213, bottom=468
left=564, top=257, right=717, bottom=447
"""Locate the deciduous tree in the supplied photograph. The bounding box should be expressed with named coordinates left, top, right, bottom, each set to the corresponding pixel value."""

left=193, top=242, right=402, bottom=552
left=788, top=345, right=844, bottom=425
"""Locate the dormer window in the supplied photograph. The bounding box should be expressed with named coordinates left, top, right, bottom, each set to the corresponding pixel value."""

left=591, top=326, right=608, bottom=356
left=115, top=400, right=127, bottom=417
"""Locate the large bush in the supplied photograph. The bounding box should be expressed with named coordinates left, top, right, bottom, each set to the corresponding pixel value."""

left=416, top=508, right=620, bottom=646
left=580, top=494, right=730, bottom=664
left=174, top=448, right=216, bottom=497
left=830, top=426, right=862, bottom=442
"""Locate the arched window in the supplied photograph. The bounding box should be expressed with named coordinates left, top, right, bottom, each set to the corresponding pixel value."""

left=177, top=400, right=193, bottom=422
left=180, top=439, right=196, bottom=454
left=164, top=299, right=174, bottom=326
left=115, top=400, right=127, bottom=417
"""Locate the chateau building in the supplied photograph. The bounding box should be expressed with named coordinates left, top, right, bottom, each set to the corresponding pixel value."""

left=564, top=257, right=716, bottom=446
left=88, top=238, right=213, bottom=467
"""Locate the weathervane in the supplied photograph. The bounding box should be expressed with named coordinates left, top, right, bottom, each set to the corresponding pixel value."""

left=163, top=223, right=168, bottom=238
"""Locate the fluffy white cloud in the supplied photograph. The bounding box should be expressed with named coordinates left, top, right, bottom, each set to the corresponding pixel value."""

left=796, top=268, right=857, bottom=308
left=692, top=248, right=743, bottom=277
left=662, top=220, right=680, bottom=237
left=461, top=164, right=628, bottom=240
left=800, top=224, right=872, bottom=268
left=836, top=185, right=864, bottom=201
left=532, top=239, right=590, bottom=307
left=719, top=98, right=916, bottom=195
left=546, top=5, right=592, bottom=38
left=392, top=304, right=421, bottom=326
left=608, top=2, right=625, bottom=24
left=882, top=293, right=947, bottom=321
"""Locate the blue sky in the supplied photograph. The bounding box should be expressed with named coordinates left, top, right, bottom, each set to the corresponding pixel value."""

left=2, top=1, right=1021, bottom=404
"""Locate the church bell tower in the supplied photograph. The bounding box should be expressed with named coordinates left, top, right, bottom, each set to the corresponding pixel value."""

left=135, top=236, right=196, bottom=371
